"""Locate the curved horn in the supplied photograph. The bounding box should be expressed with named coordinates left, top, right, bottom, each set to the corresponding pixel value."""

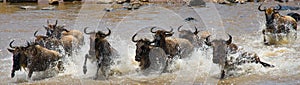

left=132, top=33, right=138, bottom=42
left=150, top=26, right=157, bottom=33
left=105, top=27, right=111, bottom=36
left=9, top=40, right=16, bottom=48
left=258, top=4, right=265, bottom=11
left=275, top=4, right=282, bottom=10
left=83, top=27, right=94, bottom=34
left=205, top=35, right=211, bottom=46
left=27, top=41, right=30, bottom=47
left=193, top=26, right=199, bottom=35
left=168, top=28, right=173, bottom=33
left=177, top=25, right=184, bottom=32
left=226, top=34, right=232, bottom=45
left=34, top=30, right=38, bottom=37
left=63, top=28, right=70, bottom=32
left=54, top=20, right=58, bottom=27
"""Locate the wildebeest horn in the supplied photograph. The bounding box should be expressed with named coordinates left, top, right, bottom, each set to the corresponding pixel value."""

left=205, top=35, right=211, bottom=46
left=132, top=33, right=138, bottom=42
left=105, top=27, right=111, bottom=36
left=9, top=40, right=16, bottom=48
left=63, top=28, right=70, bottom=32
left=194, top=26, right=199, bottom=35
left=275, top=4, right=282, bottom=10
left=150, top=26, right=157, bottom=33
left=27, top=41, right=30, bottom=47
left=34, top=30, right=38, bottom=37
left=83, top=27, right=94, bottom=34
left=226, top=34, right=232, bottom=45
left=168, top=28, right=173, bottom=33
left=176, top=25, right=184, bottom=32
left=54, top=20, right=58, bottom=27
left=43, top=25, right=48, bottom=29
left=258, top=4, right=265, bottom=11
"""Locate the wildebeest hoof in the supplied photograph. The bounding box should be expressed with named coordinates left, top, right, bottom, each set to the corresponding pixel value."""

left=11, top=72, right=15, bottom=78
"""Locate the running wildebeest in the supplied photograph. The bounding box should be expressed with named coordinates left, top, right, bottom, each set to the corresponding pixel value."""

left=34, top=30, right=78, bottom=56
left=205, top=34, right=274, bottom=79
left=34, top=30, right=63, bottom=51
left=8, top=40, right=63, bottom=78
left=150, top=26, right=194, bottom=59
left=82, top=28, right=119, bottom=80
left=258, top=4, right=297, bottom=45
left=43, top=20, right=84, bottom=46
left=176, top=25, right=202, bottom=48
left=132, top=33, right=167, bottom=74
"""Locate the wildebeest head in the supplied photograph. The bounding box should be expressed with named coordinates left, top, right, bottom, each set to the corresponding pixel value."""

left=7, top=40, right=28, bottom=78
left=132, top=33, right=154, bottom=69
left=177, top=25, right=199, bottom=36
left=34, top=30, right=49, bottom=46
left=43, top=20, right=66, bottom=38
left=205, top=34, right=232, bottom=66
left=177, top=25, right=200, bottom=43
left=258, top=4, right=282, bottom=25
left=43, top=20, right=58, bottom=36
left=95, top=27, right=111, bottom=39
left=150, top=27, right=174, bottom=46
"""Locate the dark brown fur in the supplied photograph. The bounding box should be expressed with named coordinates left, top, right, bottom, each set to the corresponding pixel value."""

left=83, top=28, right=115, bottom=80
left=258, top=4, right=297, bottom=45
left=8, top=40, right=63, bottom=78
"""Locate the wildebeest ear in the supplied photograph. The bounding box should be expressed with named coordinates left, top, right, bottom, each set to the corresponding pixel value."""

left=7, top=48, right=14, bottom=53
left=166, top=33, right=173, bottom=37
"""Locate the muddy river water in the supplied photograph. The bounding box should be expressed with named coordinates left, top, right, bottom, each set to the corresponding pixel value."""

left=0, top=1, right=300, bottom=84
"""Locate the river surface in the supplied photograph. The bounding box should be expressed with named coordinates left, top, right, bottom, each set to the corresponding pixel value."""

left=0, top=1, right=300, bottom=85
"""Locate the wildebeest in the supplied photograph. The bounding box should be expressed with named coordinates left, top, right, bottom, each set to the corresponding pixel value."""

left=34, top=30, right=77, bottom=56
left=34, top=30, right=62, bottom=51
left=132, top=33, right=167, bottom=74
left=176, top=25, right=202, bottom=48
left=8, top=40, right=63, bottom=78
left=258, top=4, right=297, bottom=45
left=205, top=34, right=274, bottom=79
left=82, top=28, right=119, bottom=80
left=83, top=27, right=97, bottom=63
left=150, top=27, right=194, bottom=59
left=43, top=20, right=84, bottom=46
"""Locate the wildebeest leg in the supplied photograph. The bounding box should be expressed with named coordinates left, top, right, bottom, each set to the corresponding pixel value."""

left=94, top=63, right=101, bottom=80
left=255, top=56, right=275, bottom=67
left=259, top=61, right=275, bottom=67
left=11, top=70, right=16, bottom=78
left=83, top=54, right=88, bottom=74
left=262, top=30, right=268, bottom=45
left=57, top=61, right=64, bottom=72
left=162, top=58, right=171, bottom=73
left=28, top=70, right=33, bottom=78
left=220, top=69, right=225, bottom=79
